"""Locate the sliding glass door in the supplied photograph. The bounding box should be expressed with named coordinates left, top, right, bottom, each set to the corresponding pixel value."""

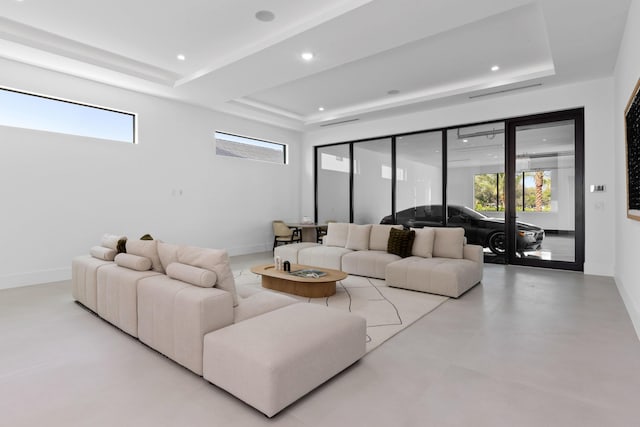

left=447, top=122, right=506, bottom=263
left=314, top=108, right=585, bottom=271
left=316, top=144, right=350, bottom=223
left=507, top=110, right=584, bottom=270
left=395, top=132, right=443, bottom=226
left=353, top=138, right=392, bottom=224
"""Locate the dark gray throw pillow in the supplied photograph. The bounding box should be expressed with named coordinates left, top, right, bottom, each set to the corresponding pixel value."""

left=387, top=228, right=415, bottom=258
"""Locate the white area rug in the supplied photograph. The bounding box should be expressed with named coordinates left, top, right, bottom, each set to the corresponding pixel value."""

left=234, top=270, right=448, bottom=353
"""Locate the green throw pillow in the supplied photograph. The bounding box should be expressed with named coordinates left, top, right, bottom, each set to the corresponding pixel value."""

left=140, top=234, right=153, bottom=240
left=387, top=228, right=416, bottom=258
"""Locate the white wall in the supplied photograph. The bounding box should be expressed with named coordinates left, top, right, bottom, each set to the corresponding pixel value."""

left=614, top=0, right=640, bottom=336
left=0, top=58, right=302, bottom=289
left=304, top=78, right=616, bottom=276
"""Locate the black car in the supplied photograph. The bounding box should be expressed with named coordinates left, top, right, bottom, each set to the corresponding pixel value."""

left=381, top=205, right=544, bottom=255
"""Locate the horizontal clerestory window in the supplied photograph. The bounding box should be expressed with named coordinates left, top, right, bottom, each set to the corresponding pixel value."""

left=0, top=87, right=136, bottom=143
left=215, top=131, right=286, bottom=164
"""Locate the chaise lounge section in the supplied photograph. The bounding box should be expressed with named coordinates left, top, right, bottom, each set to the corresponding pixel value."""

left=72, top=234, right=367, bottom=416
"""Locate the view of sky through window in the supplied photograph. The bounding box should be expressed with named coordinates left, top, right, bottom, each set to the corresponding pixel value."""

left=0, top=88, right=135, bottom=143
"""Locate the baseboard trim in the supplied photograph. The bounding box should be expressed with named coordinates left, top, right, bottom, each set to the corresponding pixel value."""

left=615, top=276, right=640, bottom=342
left=0, top=267, right=71, bottom=290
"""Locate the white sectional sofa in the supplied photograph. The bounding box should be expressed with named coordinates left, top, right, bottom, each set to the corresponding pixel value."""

left=275, top=223, right=483, bottom=298
left=72, top=234, right=366, bottom=416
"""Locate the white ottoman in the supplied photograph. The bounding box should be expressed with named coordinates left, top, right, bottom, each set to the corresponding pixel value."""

left=202, top=303, right=366, bottom=417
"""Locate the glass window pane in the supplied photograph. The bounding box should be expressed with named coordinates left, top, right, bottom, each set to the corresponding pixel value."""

left=317, top=144, right=350, bottom=223
left=515, top=120, right=574, bottom=261
left=448, top=122, right=506, bottom=258
left=395, top=132, right=443, bottom=226
left=215, top=131, right=286, bottom=164
left=0, top=87, right=135, bottom=143
left=353, top=139, right=392, bottom=224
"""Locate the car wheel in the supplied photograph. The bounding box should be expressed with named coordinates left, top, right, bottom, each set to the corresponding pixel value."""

left=488, top=232, right=506, bottom=255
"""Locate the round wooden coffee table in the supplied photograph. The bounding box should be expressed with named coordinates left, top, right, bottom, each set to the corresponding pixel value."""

left=250, top=263, right=347, bottom=298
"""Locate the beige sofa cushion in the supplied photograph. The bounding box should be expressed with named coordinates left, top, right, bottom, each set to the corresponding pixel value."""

left=96, top=264, right=161, bottom=337
left=126, top=239, right=163, bottom=272
left=342, top=250, right=401, bottom=279
left=345, top=224, right=372, bottom=251
left=298, top=245, right=352, bottom=271
left=369, top=224, right=403, bottom=251
left=114, top=253, right=152, bottom=271
left=273, top=242, right=319, bottom=264
left=177, top=246, right=239, bottom=306
left=166, top=262, right=217, bottom=288
left=72, top=255, right=112, bottom=312
left=137, top=275, right=235, bottom=375
left=234, top=291, right=299, bottom=323
left=90, top=246, right=116, bottom=261
left=386, top=255, right=482, bottom=297
left=324, top=222, right=349, bottom=247
left=158, top=241, right=181, bottom=271
left=411, top=227, right=435, bottom=258
left=433, top=227, right=465, bottom=259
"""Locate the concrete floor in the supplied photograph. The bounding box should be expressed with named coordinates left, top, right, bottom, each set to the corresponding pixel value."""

left=1, top=253, right=639, bottom=426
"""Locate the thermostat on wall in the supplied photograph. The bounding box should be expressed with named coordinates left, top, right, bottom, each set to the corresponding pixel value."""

left=590, top=184, right=606, bottom=192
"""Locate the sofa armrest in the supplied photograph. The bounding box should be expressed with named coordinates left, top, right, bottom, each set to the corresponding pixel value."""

left=463, top=244, right=484, bottom=264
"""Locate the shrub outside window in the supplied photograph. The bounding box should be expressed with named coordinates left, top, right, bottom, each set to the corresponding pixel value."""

left=474, top=171, right=551, bottom=212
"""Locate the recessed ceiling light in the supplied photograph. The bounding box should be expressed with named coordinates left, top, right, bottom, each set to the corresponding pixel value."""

left=177, top=54, right=186, bottom=61
left=255, top=10, right=275, bottom=22
left=318, top=106, right=325, bottom=111
left=301, top=52, right=314, bottom=61
left=387, top=89, right=400, bottom=95
left=463, top=139, right=469, bottom=143
left=491, top=65, right=500, bottom=71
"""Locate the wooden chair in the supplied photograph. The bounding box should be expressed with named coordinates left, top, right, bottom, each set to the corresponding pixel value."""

left=272, top=221, right=302, bottom=250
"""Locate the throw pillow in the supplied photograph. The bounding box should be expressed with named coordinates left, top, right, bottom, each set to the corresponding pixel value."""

left=369, top=224, right=403, bottom=251
left=114, top=253, right=152, bottom=271
left=433, top=227, right=465, bottom=259
left=90, top=246, right=116, bottom=261
left=177, top=246, right=239, bottom=306
left=116, top=238, right=127, bottom=254
left=387, top=228, right=416, bottom=258
left=166, top=262, right=217, bottom=288
left=411, top=227, right=435, bottom=258
left=140, top=234, right=154, bottom=240
left=101, top=233, right=126, bottom=251
left=323, top=223, right=350, bottom=247
left=345, top=224, right=372, bottom=251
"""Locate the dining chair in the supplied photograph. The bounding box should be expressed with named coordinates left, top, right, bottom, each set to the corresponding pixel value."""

left=272, top=220, right=302, bottom=250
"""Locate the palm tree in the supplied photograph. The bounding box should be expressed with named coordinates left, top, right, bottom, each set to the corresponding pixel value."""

left=534, top=170, right=544, bottom=211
